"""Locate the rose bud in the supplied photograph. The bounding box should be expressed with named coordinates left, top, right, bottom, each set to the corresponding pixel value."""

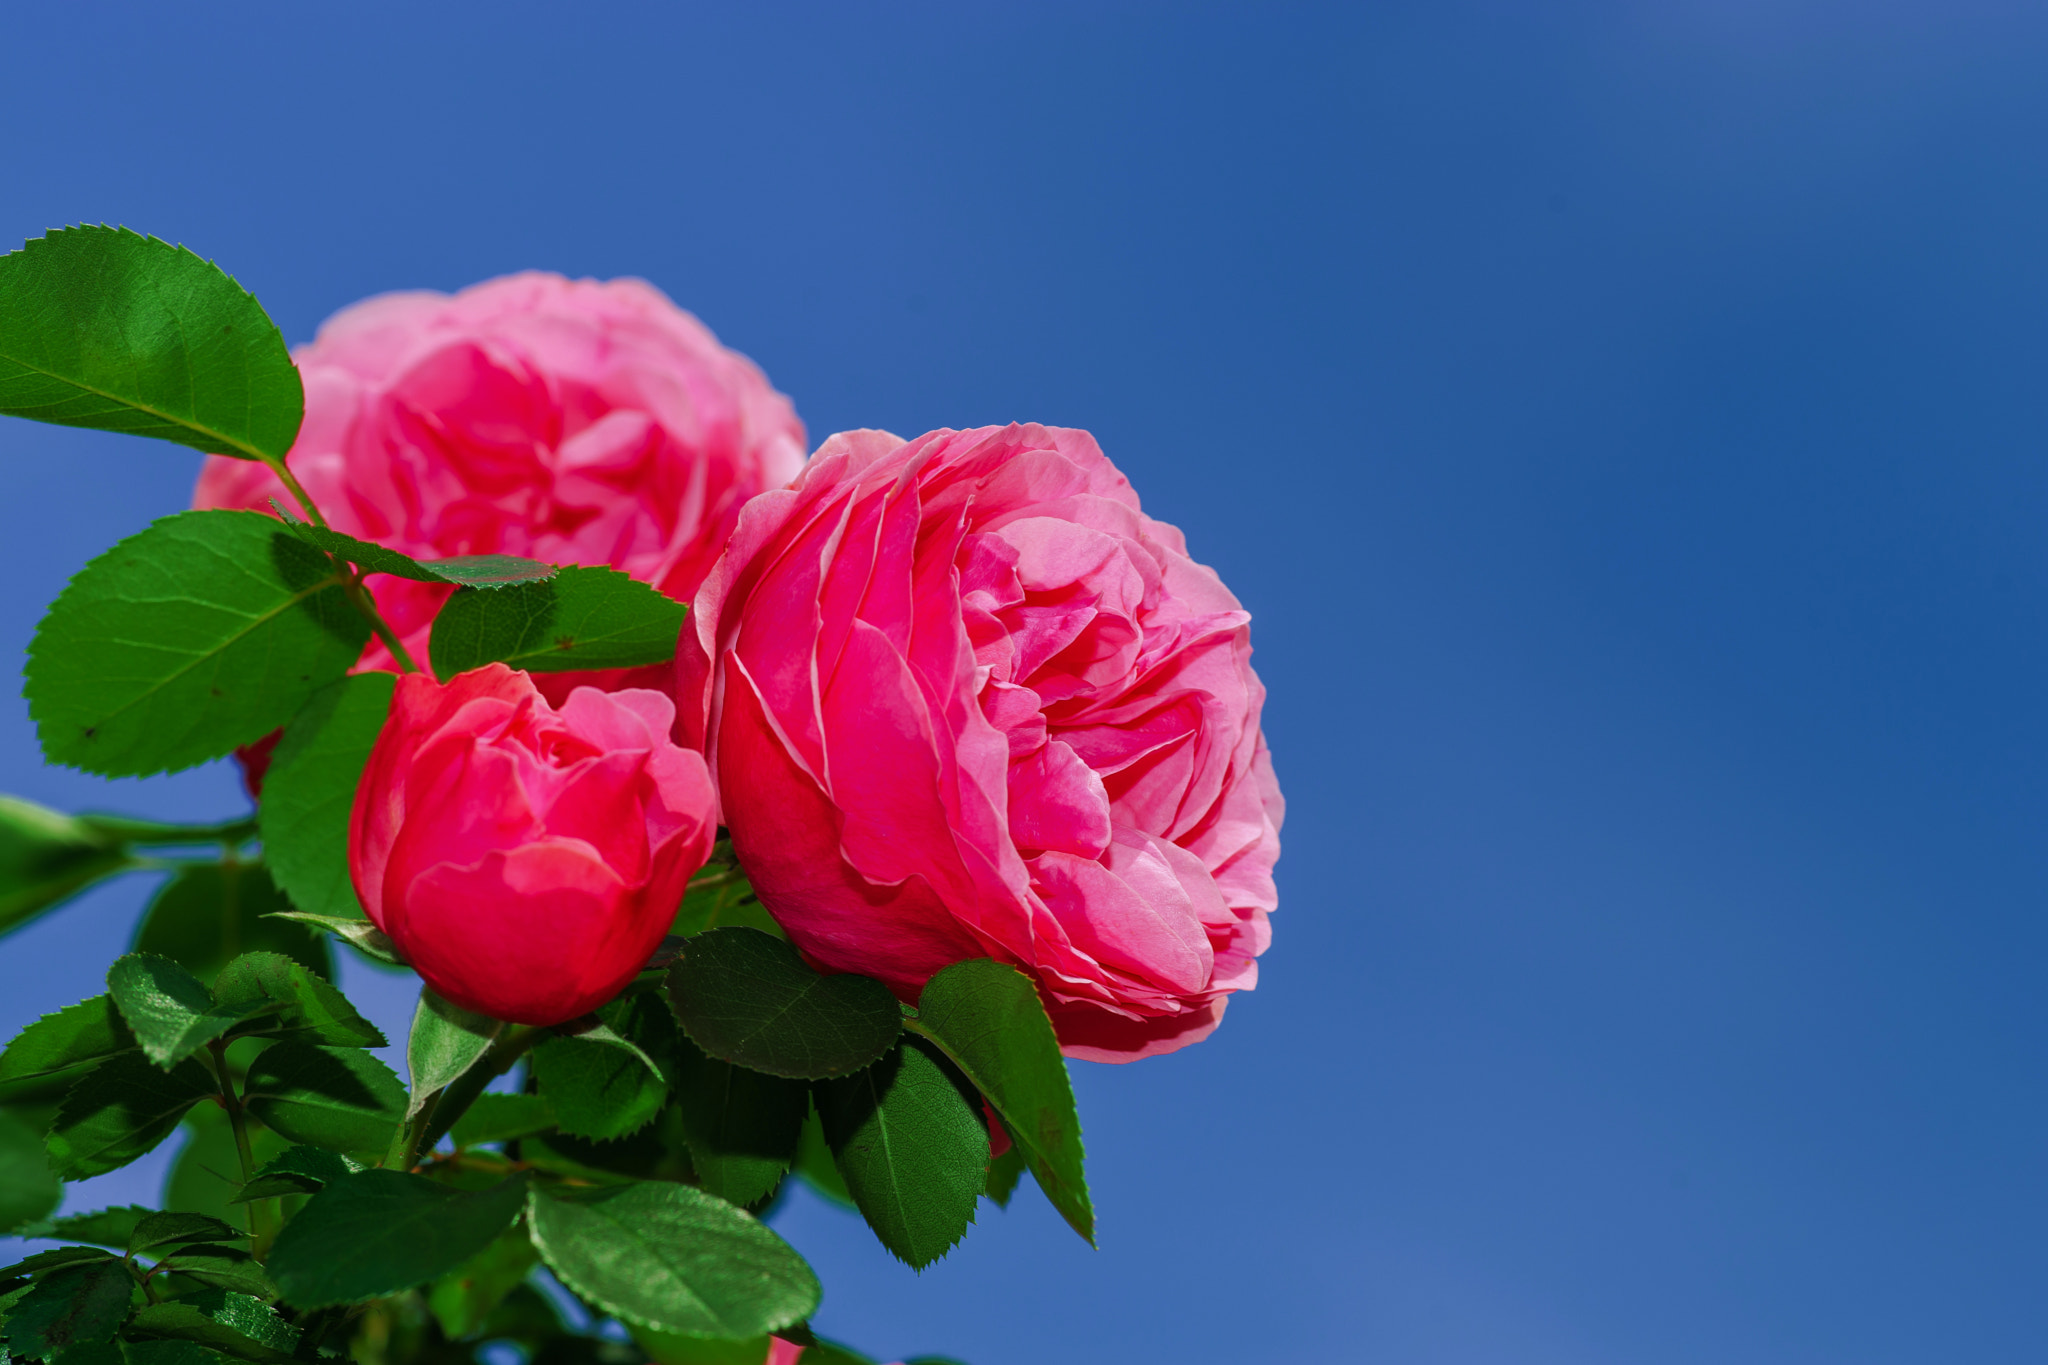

left=351, top=664, right=716, bottom=1025
left=194, top=272, right=806, bottom=675
left=680, top=425, right=1282, bottom=1061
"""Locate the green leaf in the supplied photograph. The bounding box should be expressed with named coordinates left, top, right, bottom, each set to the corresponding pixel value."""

left=126, top=1212, right=240, bottom=1255
left=106, top=956, right=264, bottom=1069
left=405, top=991, right=500, bottom=1119
left=0, top=1109, right=60, bottom=1233
left=984, top=1144, right=1027, bottom=1208
left=816, top=1038, right=987, bottom=1270
left=161, top=1106, right=285, bottom=1225
left=0, top=226, right=301, bottom=462
left=0, top=997, right=136, bottom=1091
left=46, top=1053, right=214, bottom=1180
left=127, top=1290, right=298, bottom=1363
left=20, top=1206, right=153, bottom=1249
left=256, top=672, right=394, bottom=923
left=447, top=1094, right=555, bottom=1150
left=266, top=1170, right=526, bottom=1308
left=791, top=1103, right=853, bottom=1209
left=270, top=511, right=555, bottom=591
left=146, top=1251, right=273, bottom=1302
left=258, top=914, right=401, bottom=969
left=0, top=1248, right=112, bottom=1281
left=239, top=1044, right=403, bottom=1158
left=664, top=929, right=900, bottom=1081
left=531, top=994, right=675, bottom=1141
left=906, top=959, right=1092, bottom=1243
left=669, top=874, right=781, bottom=941
left=671, top=1036, right=806, bottom=1209
left=26, top=511, right=369, bottom=778
left=208, top=954, right=383, bottom=1049
left=526, top=1182, right=819, bottom=1340
left=1, top=1260, right=132, bottom=1358
left=634, top=1332, right=786, bottom=1365
left=428, top=565, right=687, bottom=678
left=425, top=1226, right=538, bottom=1339
left=229, top=1146, right=362, bottom=1203
left=0, top=796, right=134, bottom=939
left=117, top=1340, right=226, bottom=1365
left=131, top=865, right=329, bottom=988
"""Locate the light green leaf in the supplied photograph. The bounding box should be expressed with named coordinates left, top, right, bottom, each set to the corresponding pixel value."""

left=229, top=1145, right=363, bottom=1202
left=664, top=929, right=900, bottom=1081
left=107, top=955, right=265, bottom=1068
left=671, top=1035, right=806, bottom=1209
left=907, top=958, right=1092, bottom=1243
left=256, top=672, right=394, bottom=924
left=266, top=1170, right=526, bottom=1308
left=132, top=863, right=330, bottom=987
left=669, top=873, right=781, bottom=940
left=272, top=510, right=555, bottom=590
left=429, top=565, right=687, bottom=678
left=0, top=1108, right=61, bottom=1233
left=240, top=1043, right=403, bottom=1158
left=447, top=1094, right=556, bottom=1150
left=817, top=1038, right=987, bottom=1269
left=0, top=996, right=136, bottom=1093
left=405, top=990, right=500, bottom=1119
left=26, top=510, right=369, bottom=778
left=46, top=1053, right=215, bottom=1179
left=532, top=1017, right=670, bottom=1142
left=0, top=1260, right=132, bottom=1358
left=425, top=1226, right=539, bottom=1339
left=0, top=226, right=302, bottom=461
left=0, top=795, right=134, bottom=939
left=527, top=1181, right=819, bottom=1340
left=209, top=953, right=383, bottom=1049
left=127, top=1289, right=299, bottom=1363
left=259, top=914, right=401, bottom=969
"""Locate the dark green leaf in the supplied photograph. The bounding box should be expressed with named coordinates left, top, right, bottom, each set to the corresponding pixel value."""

left=0, top=796, right=133, bottom=939
left=816, top=1039, right=987, bottom=1270
left=531, top=994, right=675, bottom=1141
left=405, top=991, right=499, bottom=1118
left=127, top=1290, right=298, bottom=1363
left=664, top=930, right=900, bottom=1081
left=791, top=1103, right=853, bottom=1209
left=240, top=1044, right=402, bottom=1158
left=126, top=1213, right=239, bottom=1255
left=526, top=1182, right=819, bottom=1340
left=671, top=1036, right=805, bottom=1209
left=208, top=954, right=383, bottom=1049
left=0, top=998, right=136, bottom=1090
left=257, top=915, right=400, bottom=969
left=425, top=1226, right=538, bottom=1339
left=46, top=1054, right=214, bottom=1180
left=0, top=1248, right=112, bottom=1280
left=271, top=512, right=555, bottom=591
left=429, top=566, right=687, bottom=678
left=447, top=1094, right=555, bottom=1150
left=117, top=1339, right=225, bottom=1365
left=984, top=1144, right=1027, bottom=1208
left=143, top=1252, right=272, bottom=1302
left=228, top=1146, right=362, bottom=1203
left=131, top=865, right=329, bottom=988
left=255, top=673, right=394, bottom=923
left=266, top=1170, right=526, bottom=1308
left=634, top=1332, right=785, bottom=1365
left=106, top=956, right=263, bottom=1069
left=669, top=875, right=780, bottom=941
left=0, top=226, right=301, bottom=461
left=1, top=1260, right=132, bottom=1358
left=0, top=1109, right=60, bottom=1233
left=26, top=511, right=368, bottom=778
left=907, top=959, right=1092, bottom=1243
left=515, top=1102, right=693, bottom=1186
left=18, top=1206, right=152, bottom=1250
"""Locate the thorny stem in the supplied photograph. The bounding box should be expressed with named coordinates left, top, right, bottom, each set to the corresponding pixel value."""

left=409, top=1024, right=544, bottom=1161
left=206, top=1039, right=277, bottom=1258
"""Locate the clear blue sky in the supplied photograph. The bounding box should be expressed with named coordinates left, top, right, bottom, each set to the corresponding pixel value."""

left=5, top=3, right=2047, bottom=1361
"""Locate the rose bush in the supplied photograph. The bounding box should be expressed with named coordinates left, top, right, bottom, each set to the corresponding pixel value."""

left=194, top=271, right=806, bottom=672
left=351, top=663, right=716, bottom=1025
left=679, top=423, right=1282, bottom=1061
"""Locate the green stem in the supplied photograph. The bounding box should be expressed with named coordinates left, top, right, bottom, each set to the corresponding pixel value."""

left=342, top=575, right=421, bottom=675
left=412, top=1025, right=543, bottom=1159
left=79, top=813, right=259, bottom=846
left=205, top=1040, right=276, bottom=1257
left=261, top=454, right=330, bottom=530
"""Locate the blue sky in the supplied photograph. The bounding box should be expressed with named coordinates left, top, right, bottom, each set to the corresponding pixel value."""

left=5, top=3, right=2048, bottom=1360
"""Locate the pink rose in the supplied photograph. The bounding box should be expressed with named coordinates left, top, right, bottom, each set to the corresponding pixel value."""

left=194, top=272, right=806, bottom=671
left=351, top=664, right=716, bottom=1025
left=679, top=425, right=1282, bottom=1062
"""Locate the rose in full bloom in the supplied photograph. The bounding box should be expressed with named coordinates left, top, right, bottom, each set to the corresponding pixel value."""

left=351, top=664, right=716, bottom=1025
left=679, top=424, right=1282, bottom=1061
left=194, top=271, right=806, bottom=672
